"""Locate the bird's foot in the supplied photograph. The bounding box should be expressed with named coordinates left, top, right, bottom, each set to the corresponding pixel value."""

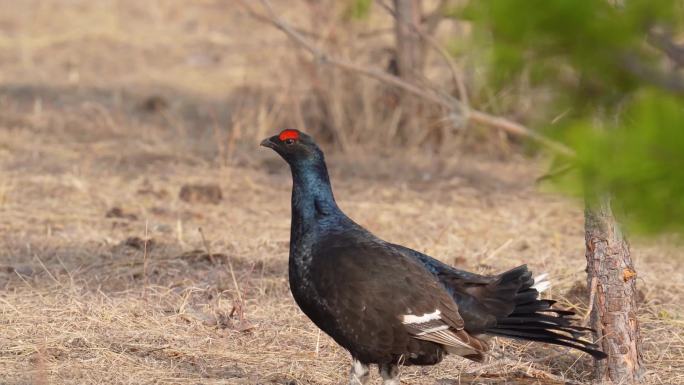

left=349, top=359, right=369, bottom=385
left=379, top=363, right=399, bottom=385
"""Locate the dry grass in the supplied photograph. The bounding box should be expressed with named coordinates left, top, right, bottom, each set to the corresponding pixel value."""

left=0, top=1, right=683, bottom=385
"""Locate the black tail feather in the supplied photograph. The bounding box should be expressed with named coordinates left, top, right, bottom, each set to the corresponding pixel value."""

left=498, top=319, right=593, bottom=332
left=487, top=329, right=607, bottom=359
left=485, top=266, right=607, bottom=360
left=503, top=314, right=580, bottom=326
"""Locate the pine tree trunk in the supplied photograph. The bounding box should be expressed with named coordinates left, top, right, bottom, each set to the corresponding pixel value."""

left=391, top=0, right=426, bottom=138
left=392, top=0, right=424, bottom=80
left=585, top=194, right=644, bottom=384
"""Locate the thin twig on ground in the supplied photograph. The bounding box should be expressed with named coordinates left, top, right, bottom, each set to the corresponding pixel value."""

left=199, top=227, right=246, bottom=322
left=142, top=219, right=150, bottom=298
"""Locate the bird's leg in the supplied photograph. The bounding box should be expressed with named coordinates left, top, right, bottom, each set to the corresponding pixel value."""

left=349, top=359, right=370, bottom=385
left=379, top=363, right=399, bottom=385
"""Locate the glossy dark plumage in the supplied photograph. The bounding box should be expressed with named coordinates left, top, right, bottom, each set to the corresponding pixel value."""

left=261, top=129, right=606, bottom=385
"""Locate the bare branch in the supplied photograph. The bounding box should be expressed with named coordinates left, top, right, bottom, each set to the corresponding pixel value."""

left=535, top=163, right=575, bottom=183
left=648, top=30, right=684, bottom=67
left=468, top=110, right=575, bottom=156
left=422, top=0, right=449, bottom=36
left=255, top=0, right=451, bottom=107
left=377, top=0, right=469, bottom=108
left=236, top=0, right=322, bottom=41
left=251, top=0, right=575, bottom=157
left=622, top=53, right=684, bottom=95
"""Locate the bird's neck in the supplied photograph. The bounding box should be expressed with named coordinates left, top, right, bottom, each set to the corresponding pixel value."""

left=287, top=160, right=341, bottom=281
left=290, top=160, right=340, bottom=226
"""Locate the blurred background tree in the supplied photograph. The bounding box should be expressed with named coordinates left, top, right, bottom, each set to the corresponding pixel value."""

left=462, top=0, right=683, bottom=383
left=462, top=0, right=684, bottom=234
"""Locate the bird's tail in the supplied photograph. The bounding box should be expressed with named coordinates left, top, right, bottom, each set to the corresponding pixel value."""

left=484, top=266, right=607, bottom=359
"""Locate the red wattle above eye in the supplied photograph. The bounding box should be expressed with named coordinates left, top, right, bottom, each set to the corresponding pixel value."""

left=279, top=129, right=299, bottom=141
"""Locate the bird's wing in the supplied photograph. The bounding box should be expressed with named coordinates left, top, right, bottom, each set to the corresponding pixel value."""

left=399, top=308, right=488, bottom=355
left=390, top=243, right=524, bottom=326
left=389, top=243, right=494, bottom=285
left=311, top=232, right=487, bottom=359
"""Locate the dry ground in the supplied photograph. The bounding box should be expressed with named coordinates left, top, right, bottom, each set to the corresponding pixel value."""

left=0, top=1, right=683, bottom=385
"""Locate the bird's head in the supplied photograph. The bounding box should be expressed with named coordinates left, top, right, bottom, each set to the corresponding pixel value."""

left=260, top=129, right=324, bottom=167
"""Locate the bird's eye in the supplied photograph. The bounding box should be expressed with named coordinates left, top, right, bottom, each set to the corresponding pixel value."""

left=284, top=138, right=295, bottom=145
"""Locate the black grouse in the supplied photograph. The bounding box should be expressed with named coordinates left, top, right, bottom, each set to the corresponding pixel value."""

left=261, top=129, right=606, bottom=385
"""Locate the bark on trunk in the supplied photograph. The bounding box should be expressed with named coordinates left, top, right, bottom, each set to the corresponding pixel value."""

left=391, top=0, right=426, bottom=137
left=392, top=0, right=424, bottom=80
left=585, top=194, right=644, bottom=384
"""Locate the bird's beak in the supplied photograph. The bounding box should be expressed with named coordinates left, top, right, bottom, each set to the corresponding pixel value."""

left=260, top=136, right=277, bottom=149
